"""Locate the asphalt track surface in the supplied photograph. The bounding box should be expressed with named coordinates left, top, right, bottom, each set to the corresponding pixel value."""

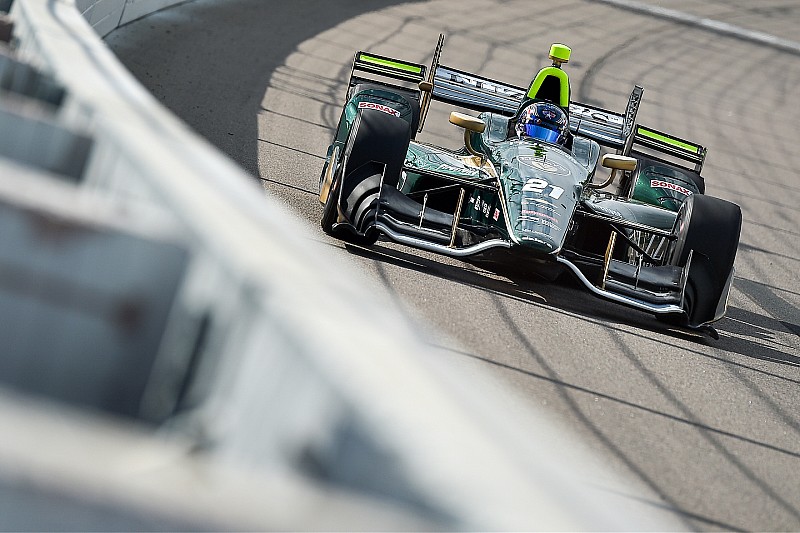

left=107, top=1, right=800, bottom=530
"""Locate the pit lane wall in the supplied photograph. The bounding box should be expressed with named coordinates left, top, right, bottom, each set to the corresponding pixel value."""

left=0, top=0, right=666, bottom=530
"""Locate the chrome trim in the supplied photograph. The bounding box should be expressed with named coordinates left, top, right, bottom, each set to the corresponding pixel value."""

left=376, top=222, right=511, bottom=257
left=433, top=66, right=524, bottom=114
left=557, top=256, right=684, bottom=314
left=577, top=210, right=674, bottom=237
left=604, top=279, right=679, bottom=303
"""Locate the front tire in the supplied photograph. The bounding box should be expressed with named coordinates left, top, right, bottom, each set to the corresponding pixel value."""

left=320, top=107, right=410, bottom=246
left=338, top=107, right=410, bottom=243
left=665, top=194, right=741, bottom=327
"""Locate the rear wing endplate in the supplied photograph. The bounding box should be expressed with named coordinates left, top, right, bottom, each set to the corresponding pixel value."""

left=348, top=45, right=639, bottom=149
left=348, top=48, right=705, bottom=172
left=428, top=66, right=645, bottom=150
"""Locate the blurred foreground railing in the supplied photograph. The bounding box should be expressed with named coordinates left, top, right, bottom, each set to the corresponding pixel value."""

left=0, top=0, right=668, bottom=529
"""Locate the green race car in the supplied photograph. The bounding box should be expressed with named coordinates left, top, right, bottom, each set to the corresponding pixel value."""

left=319, top=36, right=741, bottom=332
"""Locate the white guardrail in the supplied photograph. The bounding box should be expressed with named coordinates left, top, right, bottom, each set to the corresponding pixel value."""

left=0, top=0, right=668, bottom=529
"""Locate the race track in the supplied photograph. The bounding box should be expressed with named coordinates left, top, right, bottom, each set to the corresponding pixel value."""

left=107, top=1, right=800, bottom=530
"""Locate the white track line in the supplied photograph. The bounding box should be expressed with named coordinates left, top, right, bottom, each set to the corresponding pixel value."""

left=591, top=0, right=800, bottom=55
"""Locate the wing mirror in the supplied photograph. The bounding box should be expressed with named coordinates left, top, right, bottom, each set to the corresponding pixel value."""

left=589, top=154, right=638, bottom=189
left=449, top=111, right=486, bottom=133
left=450, top=112, right=486, bottom=157
left=601, top=154, right=637, bottom=171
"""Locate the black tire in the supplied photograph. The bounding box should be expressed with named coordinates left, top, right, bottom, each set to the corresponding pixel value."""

left=320, top=169, right=379, bottom=245
left=664, top=194, right=741, bottom=327
left=336, top=106, right=411, bottom=245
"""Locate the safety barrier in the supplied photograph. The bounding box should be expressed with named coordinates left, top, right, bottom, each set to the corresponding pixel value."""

left=0, top=0, right=665, bottom=529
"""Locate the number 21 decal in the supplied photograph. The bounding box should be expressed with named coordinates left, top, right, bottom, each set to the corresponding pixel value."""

left=523, top=178, right=564, bottom=199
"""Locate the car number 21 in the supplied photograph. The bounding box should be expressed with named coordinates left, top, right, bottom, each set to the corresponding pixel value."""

left=523, top=178, right=565, bottom=199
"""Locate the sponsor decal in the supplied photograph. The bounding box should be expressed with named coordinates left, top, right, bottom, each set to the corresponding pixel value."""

left=493, top=208, right=500, bottom=221
left=520, top=216, right=560, bottom=231
left=519, top=156, right=569, bottom=176
left=521, top=210, right=559, bottom=223
left=523, top=177, right=566, bottom=199
left=358, top=101, right=400, bottom=117
left=473, top=195, right=491, bottom=218
left=521, top=235, right=551, bottom=246
left=570, top=103, right=625, bottom=127
left=474, top=195, right=483, bottom=216
left=541, top=107, right=558, bottom=121
left=651, top=180, right=692, bottom=196
left=523, top=197, right=556, bottom=211
left=436, top=163, right=478, bottom=176
left=444, top=70, right=522, bottom=99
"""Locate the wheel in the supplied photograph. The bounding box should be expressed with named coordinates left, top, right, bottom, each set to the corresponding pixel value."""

left=319, top=106, right=410, bottom=245
left=663, top=194, right=741, bottom=327
left=337, top=106, right=411, bottom=245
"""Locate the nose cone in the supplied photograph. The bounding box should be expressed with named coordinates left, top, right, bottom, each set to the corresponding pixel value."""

left=518, top=232, right=559, bottom=254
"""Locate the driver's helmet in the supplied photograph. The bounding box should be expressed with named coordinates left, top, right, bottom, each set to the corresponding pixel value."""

left=514, top=102, right=569, bottom=145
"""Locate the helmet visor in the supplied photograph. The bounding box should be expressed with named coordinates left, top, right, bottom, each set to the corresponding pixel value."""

left=522, top=123, right=562, bottom=143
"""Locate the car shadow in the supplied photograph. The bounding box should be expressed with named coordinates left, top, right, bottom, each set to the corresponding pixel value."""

left=106, top=0, right=425, bottom=179
left=344, top=240, right=798, bottom=533
left=345, top=239, right=800, bottom=373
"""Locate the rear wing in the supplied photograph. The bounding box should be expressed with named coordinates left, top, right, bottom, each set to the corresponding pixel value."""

left=348, top=44, right=705, bottom=171
left=431, top=68, right=642, bottom=150
left=625, top=124, right=707, bottom=173
left=431, top=65, right=526, bottom=114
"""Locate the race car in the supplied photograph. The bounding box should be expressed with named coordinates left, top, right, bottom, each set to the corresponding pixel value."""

left=318, top=36, right=741, bottom=332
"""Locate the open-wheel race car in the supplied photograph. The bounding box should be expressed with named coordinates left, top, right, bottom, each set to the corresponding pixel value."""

left=319, top=36, right=741, bottom=333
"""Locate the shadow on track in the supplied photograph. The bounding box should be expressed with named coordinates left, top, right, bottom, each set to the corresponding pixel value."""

left=344, top=239, right=800, bottom=371
left=106, top=0, right=423, bottom=178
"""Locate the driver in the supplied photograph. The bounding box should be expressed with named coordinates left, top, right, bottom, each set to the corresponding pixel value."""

left=513, top=102, right=569, bottom=146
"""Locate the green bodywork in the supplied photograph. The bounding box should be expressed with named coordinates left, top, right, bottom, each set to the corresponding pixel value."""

left=631, top=160, right=702, bottom=212
left=324, top=85, right=678, bottom=256
left=627, top=125, right=705, bottom=212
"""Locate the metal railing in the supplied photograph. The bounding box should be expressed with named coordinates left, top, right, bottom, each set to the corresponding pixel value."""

left=0, top=0, right=667, bottom=529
